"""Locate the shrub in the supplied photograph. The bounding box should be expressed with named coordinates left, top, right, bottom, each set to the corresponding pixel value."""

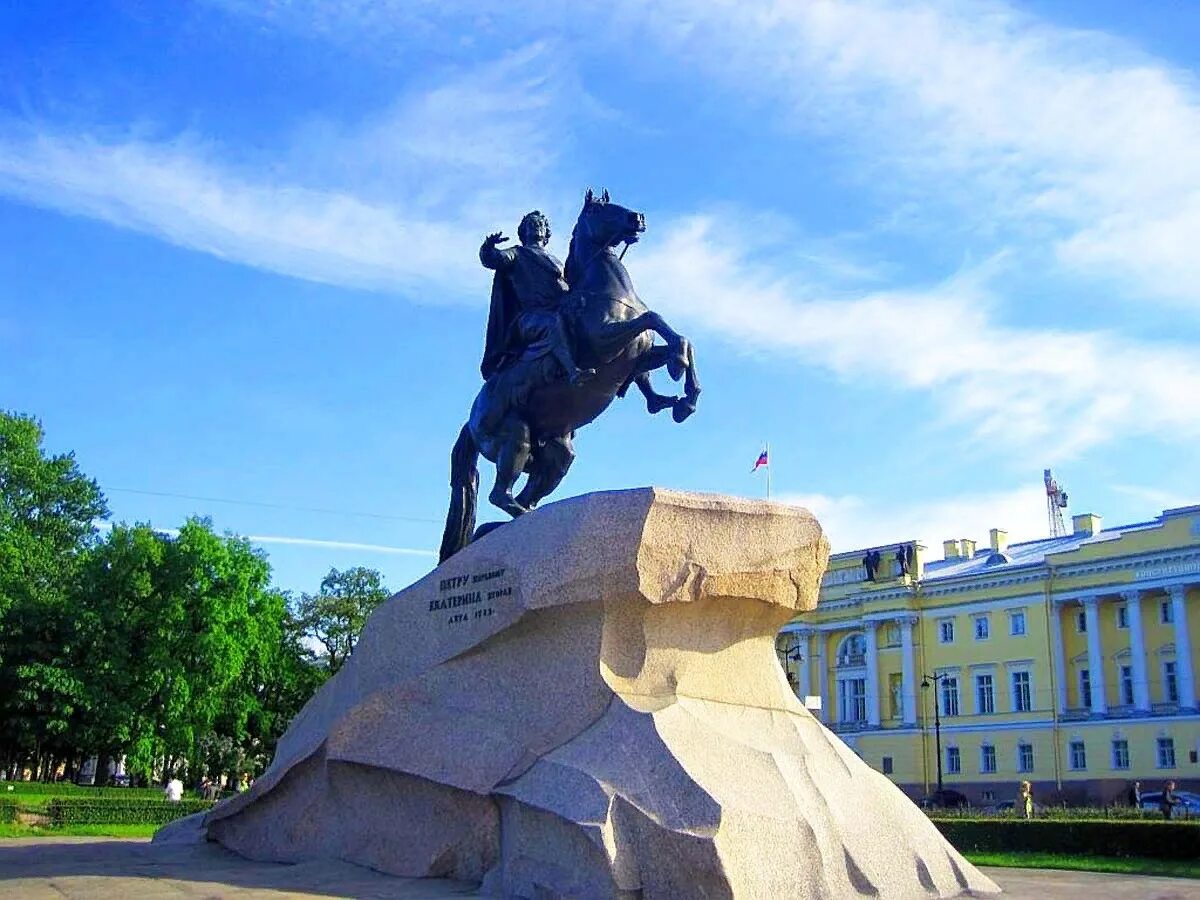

left=933, top=818, right=1200, bottom=860
left=0, top=798, right=17, bottom=824
left=45, top=797, right=213, bottom=826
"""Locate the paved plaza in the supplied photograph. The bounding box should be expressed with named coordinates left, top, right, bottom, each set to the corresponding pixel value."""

left=1, top=838, right=1198, bottom=899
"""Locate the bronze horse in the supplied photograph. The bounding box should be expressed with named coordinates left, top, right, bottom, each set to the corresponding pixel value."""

left=439, top=190, right=700, bottom=561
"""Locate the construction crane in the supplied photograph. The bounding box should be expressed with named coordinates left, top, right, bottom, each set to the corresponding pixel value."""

left=1044, top=469, right=1069, bottom=538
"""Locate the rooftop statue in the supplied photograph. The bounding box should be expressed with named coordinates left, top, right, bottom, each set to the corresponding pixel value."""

left=439, top=189, right=701, bottom=561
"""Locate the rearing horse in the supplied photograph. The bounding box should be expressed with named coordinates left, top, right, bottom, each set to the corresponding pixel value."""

left=439, top=190, right=701, bottom=562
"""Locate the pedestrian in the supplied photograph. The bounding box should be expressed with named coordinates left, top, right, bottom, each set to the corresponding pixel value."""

left=164, top=773, right=183, bottom=803
left=1018, top=780, right=1033, bottom=819
left=1160, top=780, right=1182, bottom=820
left=1127, top=780, right=1142, bottom=808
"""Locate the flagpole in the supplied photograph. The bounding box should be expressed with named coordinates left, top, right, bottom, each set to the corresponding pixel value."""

left=766, top=442, right=771, bottom=501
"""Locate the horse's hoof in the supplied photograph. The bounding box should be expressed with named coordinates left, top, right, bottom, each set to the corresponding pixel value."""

left=672, top=398, right=697, bottom=423
left=488, top=491, right=529, bottom=518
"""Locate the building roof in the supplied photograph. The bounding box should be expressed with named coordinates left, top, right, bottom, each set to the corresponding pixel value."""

left=920, top=515, right=1174, bottom=583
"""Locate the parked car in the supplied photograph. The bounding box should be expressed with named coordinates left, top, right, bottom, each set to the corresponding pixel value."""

left=920, top=788, right=969, bottom=810
left=1139, top=790, right=1200, bottom=817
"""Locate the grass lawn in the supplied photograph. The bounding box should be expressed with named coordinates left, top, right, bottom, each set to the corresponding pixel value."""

left=0, top=822, right=159, bottom=839
left=966, top=851, right=1200, bottom=879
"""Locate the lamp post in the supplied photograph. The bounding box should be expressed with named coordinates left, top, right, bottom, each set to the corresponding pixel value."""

left=921, top=673, right=946, bottom=795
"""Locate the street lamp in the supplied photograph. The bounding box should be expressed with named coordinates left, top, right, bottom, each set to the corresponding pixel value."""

left=921, top=673, right=947, bottom=795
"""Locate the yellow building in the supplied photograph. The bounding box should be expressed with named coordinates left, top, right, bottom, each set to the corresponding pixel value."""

left=777, top=504, right=1200, bottom=805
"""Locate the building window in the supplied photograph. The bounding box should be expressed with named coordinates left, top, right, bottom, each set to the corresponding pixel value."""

left=1069, top=740, right=1087, bottom=770
left=1116, top=604, right=1129, bottom=629
left=837, top=633, right=866, bottom=667
left=1161, top=599, right=1174, bottom=624
left=946, top=746, right=961, bottom=775
left=839, top=678, right=867, bottom=723
left=882, top=756, right=894, bottom=775
left=941, top=676, right=960, bottom=717
left=1079, top=668, right=1092, bottom=708
left=1012, top=671, right=1032, bottom=712
left=1009, top=610, right=1027, bottom=636
left=939, top=619, right=955, bottom=644
left=1017, top=742, right=1034, bottom=773
left=981, top=790, right=996, bottom=802
left=1076, top=609, right=1087, bottom=633
left=1120, top=665, right=1134, bottom=706
left=976, top=673, right=995, bottom=715
left=1112, top=739, right=1130, bottom=770
left=974, top=616, right=990, bottom=640
left=981, top=744, right=997, bottom=774
left=1164, top=661, right=1179, bottom=704
left=1157, top=737, right=1177, bottom=769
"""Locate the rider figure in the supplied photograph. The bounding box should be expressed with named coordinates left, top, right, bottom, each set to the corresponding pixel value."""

left=479, top=210, right=595, bottom=386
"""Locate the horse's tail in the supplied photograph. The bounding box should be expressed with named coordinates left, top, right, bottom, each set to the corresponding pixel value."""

left=438, top=424, right=479, bottom=563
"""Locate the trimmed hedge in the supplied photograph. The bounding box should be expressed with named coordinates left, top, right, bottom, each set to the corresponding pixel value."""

left=0, top=798, right=17, bottom=824
left=934, top=818, right=1200, bottom=861
left=45, top=797, right=213, bottom=826
left=2, top=783, right=180, bottom=800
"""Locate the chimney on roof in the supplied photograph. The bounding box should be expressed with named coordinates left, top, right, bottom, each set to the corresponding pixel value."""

left=1072, top=513, right=1102, bottom=536
left=989, top=528, right=1009, bottom=554
left=943, top=539, right=960, bottom=560
left=960, top=538, right=977, bottom=558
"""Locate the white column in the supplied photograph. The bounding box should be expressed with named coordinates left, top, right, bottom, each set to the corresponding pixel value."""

left=816, top=635, right=829, bottom=723
left=900, top=615, right=918, bottom=726
left=864, top=620, right=881, bottom=727
left=1050, top=601, right=1068, bottom=714
left=1170, top=585, right=1196, bottom=709
left=1123, top=590, right=1151, bottom=711
left=797, top=630, right=812, bottom=701
left=1083, top=596, right=1107, bottom=716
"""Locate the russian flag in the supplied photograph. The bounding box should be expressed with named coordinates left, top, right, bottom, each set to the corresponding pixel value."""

left=751, top=448, right=769, bottom=472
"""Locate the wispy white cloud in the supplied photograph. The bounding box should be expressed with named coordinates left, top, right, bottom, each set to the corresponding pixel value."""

left=93, top=521, right=435, bottom=557
left=612, top=0, right=1200, bottom=312
left=780, top=485, right=1049, bottom=553
left=0, top=46, right=566, bottom=300
left=246, top=534, right=436, bottom=556
left=636, top=216, right=1200, bottom=455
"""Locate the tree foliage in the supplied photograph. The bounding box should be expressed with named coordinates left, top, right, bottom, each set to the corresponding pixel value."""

left=0, top=410, right=376, bottom=786
left=297, top=566, right=391, bottom=673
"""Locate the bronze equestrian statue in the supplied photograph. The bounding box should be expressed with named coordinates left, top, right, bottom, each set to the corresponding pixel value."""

left=439, top=189, right=701, bottom=562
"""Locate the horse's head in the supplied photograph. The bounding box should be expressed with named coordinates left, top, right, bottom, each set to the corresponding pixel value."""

left=577, top=188, right=646, bottom=249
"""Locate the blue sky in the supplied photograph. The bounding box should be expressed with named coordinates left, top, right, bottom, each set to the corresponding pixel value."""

left=3, top=0, right=1198, bottom=595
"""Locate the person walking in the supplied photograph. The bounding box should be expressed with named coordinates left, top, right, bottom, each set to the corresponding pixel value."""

left=1160, top=781, right=1182, bottom=820
left=1127, top=780, right=1142, bottom=808
left=1018, top=781, right=1034, bottom=819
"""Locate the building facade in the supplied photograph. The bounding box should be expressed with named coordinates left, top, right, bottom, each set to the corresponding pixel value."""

left=778, top=504, right=1200, bottom=805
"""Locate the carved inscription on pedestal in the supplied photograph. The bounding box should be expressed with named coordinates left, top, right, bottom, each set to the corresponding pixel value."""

left=429, top=564, right=515, bottom=625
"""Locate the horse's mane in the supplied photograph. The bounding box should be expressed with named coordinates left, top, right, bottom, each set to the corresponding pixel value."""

left=564, top=214, right=587, bottom=289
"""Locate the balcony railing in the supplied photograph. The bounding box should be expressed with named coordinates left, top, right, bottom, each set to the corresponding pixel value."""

left=836, top=654, right=865, bottom=668
left=830, top=720, right=873, bottom=734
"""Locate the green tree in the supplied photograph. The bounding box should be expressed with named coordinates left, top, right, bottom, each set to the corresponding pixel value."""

left=297, top=567, right=390, bottom=673
left=0, top=412, right=106, bottom=778
left=74, top=518, right=277, bottom=784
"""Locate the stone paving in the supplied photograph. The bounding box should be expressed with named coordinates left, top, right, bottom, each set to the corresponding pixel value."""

left=1, top=837, right=1199, bottom=899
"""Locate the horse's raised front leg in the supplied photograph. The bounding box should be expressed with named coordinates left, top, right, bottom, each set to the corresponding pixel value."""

left=635, top=311, right=691, bottom=382
left=673, top=341, right=701, bottom=423
left=616, top=345, right=680, bottom=414
left=488, top=414, right=532, bottom=518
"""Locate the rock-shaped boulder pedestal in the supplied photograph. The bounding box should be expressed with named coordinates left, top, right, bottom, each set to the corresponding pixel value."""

left=202, top=488, right=999, bottom=898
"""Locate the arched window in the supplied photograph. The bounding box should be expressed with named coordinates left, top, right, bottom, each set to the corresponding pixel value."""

left=836, top=632, right=866, bottom=666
